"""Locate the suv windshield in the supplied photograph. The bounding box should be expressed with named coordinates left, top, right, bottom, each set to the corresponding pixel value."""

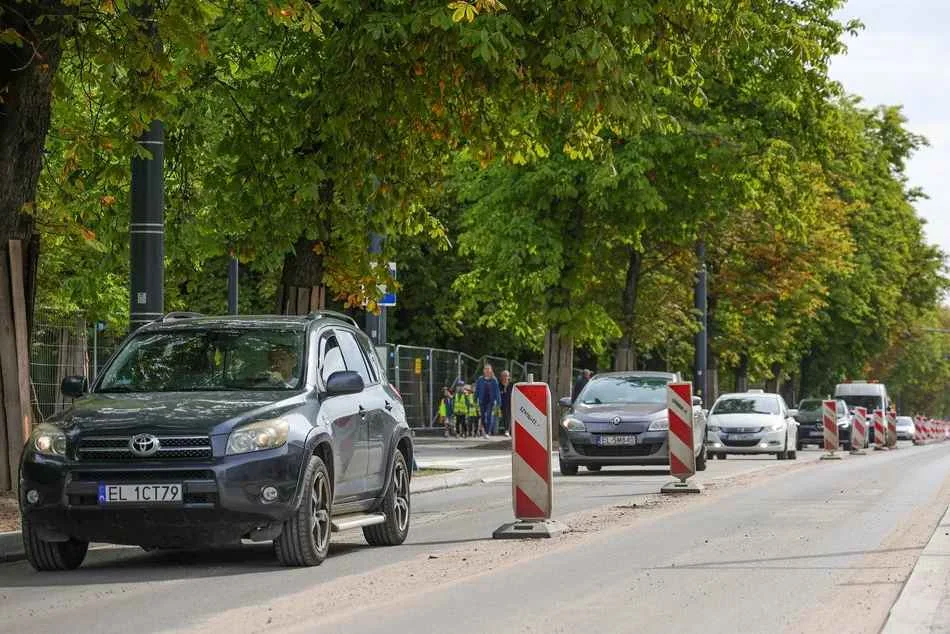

left=98, top=328, right=306, bottom=393
left=797, top=399, right=822, bottom=412
left=578, top=376, right=669, bottom=405
left=712, top=396, right=780, bottom=416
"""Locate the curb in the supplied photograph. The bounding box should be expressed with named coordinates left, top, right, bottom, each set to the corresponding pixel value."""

left=882, top=504, right=950, bottom=633
left=0, top=530, right=23, bottom=564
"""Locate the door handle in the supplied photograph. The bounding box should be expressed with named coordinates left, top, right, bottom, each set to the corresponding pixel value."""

left=358, top=405, right=367, bottom=419
left=384, top=400, right=393, bottom=412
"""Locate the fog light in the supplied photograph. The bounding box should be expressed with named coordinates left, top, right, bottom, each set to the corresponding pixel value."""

left=759, top=442, right=769, bottom=448
left=261, top=486, right=279, bottom=502
left=26, top=489, right=39, bottom=504
left=713, top=443, right=722, bottom=448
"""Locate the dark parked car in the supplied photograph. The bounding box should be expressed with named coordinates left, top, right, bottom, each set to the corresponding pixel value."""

left=19, top=312, right=412, bottom=570
left=557, top=371, right=707, bottom=475
left=793, top=398, right=855, bottom=450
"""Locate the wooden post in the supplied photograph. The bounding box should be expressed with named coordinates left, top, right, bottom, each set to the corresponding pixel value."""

left=0, top=240, right=32, bottom=490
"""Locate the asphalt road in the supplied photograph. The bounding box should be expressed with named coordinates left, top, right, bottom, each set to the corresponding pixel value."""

left=1, top=442, right=948, bottom=634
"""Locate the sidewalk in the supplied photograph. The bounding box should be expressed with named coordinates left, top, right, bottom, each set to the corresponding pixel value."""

left=883, top=504, right=950, bottom=633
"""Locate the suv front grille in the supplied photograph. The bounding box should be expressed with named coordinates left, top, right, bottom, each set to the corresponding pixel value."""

left=77, top=436, right=212, bottom=460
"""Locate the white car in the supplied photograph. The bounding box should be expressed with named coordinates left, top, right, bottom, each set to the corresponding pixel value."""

left=706, top=391, right=799, bottom=460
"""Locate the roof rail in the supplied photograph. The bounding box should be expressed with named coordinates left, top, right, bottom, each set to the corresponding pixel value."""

left=161, top=311, right=204, bottom=322
left=307, top=310, right=359, bottom=328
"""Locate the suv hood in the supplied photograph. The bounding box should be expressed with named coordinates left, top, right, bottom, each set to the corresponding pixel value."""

left=55, top=391, right=303, bottom=436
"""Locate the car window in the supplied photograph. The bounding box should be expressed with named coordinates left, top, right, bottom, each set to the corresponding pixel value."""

left=712, top=396, right=780, bottom=416
left=336, top=330, right=372, bottom=386
left=354, top=331, right=381, bottom=384
left=320, top=334, right=347, bottom=384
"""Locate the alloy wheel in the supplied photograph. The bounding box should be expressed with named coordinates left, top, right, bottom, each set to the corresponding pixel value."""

left=311, top=471, right=331, bottom=552
left=393, top=462, right=410, bottom=532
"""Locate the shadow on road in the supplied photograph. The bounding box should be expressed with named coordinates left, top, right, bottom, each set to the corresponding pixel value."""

left=654, top=545, right=926, bottom=571
left=558, top=469, right=672, bottom=477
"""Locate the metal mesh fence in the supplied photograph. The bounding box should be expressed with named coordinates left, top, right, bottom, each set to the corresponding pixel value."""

left=31, top=312, right=88, bottom=422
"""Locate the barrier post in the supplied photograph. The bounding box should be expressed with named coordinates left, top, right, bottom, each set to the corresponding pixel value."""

left=851, top=407, right=868, bottom=455
left=873, top=409, right=887, bottom=450
left=493, top=382, right=567, bottom=539
left=661, top=382, right=701, bottom=494
left=913, top=416, right=925, bottom=446
left=820, top=399, right=842, bottom=460
left=886, top=411, right=898, bottom=449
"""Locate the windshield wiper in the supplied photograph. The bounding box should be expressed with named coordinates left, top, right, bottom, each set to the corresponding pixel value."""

left=98, top=385, right=137, bottom=393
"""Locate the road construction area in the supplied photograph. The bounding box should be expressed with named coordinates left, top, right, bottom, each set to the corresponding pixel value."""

left=2, top=439, right=949, bottom=633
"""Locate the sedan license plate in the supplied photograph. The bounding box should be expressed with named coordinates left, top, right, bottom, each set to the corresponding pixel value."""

left=809, top=430, right=824, bottom=437
left=724, top=433, right=757, bottom=441
left=597, top=435, right=638, bottom=446
left=97, top=483, right=183, bottom=504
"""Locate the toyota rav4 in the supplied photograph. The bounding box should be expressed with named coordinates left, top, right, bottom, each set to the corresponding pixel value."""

left=19, top=312, right=412, bottom=570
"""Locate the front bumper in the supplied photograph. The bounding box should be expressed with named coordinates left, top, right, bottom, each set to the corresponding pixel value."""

left=706, top=429, right=786, bottom=454
left=19, top=442, right=308, bottom=547
left=559, top=431, right=670, bottom=465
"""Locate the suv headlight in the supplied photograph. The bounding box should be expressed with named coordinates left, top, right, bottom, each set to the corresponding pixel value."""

left=648, top=414, right=669, bottom=432
left=561, top=417, right=586, bottom=432
left=31, top=425, right=67, bottom=457
left=226, top=418, right=290, bottom=455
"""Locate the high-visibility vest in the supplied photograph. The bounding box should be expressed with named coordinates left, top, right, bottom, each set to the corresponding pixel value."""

left=456, top=393, right=476, bottom=416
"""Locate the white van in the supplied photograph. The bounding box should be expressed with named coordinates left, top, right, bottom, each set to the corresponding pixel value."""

left=834, top=381, right=890, bottom=414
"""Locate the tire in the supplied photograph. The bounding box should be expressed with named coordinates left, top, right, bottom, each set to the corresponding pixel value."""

left=586, top=465, right=602, bottom=472
left=789, top=449, right=797, bottom=460
left=559, top=459, right=578, bottom=476
left=275, top=455, right=332, bottom=566
left=717, top=453, right=727, bottom=460
left=695, top=445, right=708, bottom=471
left=22, top=517, right=88, bottom=571
left=776, top=449, right=787, bottom=460
left=796, top=441, right=804, bottom=451
left=364, top=451, right=411, bottom=547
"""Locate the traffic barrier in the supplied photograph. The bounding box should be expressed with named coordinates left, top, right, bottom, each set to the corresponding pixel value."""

left=914, top=416, right=925, bottom=445
left=493, top=382, right=566, bottom=539
left=821, top=399, right=841, bottom=460
left=662, top=382, right=701, bottom=494
left=886, top=411, right=898, bottom=449
left=851, top=407, right=867, bottom=455
left=873, top=409, right=887, bottom=450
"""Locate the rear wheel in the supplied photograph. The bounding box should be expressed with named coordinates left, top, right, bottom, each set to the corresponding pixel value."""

left=364, top=451, right=411, bottom=546
left=275, top=455, right=332, bottom=566
left=796, top=441, right=804, bottom=451
left=22, top=517, right=88, bottom=571
left=695, top=445, right=707, bottom=471
left=559, top=458, right=578, bottom=476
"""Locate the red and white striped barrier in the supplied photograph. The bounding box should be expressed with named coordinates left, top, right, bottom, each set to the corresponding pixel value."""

left=851, top=407, right=868, bottom=454
left=662, top=382, right=700, bottom=494
left=886, top=411, right=897, bottom=449
left=510, top=383, right=552, bottom=519
left=914, top=416, right=926, bottom=445
left=494, top=383, right=566, bottom=539
left=821, top=400, right=841, bottom=460
left=873, top=409, right=886, bottom=450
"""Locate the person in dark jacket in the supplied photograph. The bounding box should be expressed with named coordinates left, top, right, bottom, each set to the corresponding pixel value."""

left=475, top=364, right=502, bottom=437
left=572, top=369, right=592, bottom=403
left=499, top=370, right=514, bottom=437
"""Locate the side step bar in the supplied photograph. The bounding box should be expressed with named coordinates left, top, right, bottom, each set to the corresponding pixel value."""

left=331, top=513, right=386, bottom=532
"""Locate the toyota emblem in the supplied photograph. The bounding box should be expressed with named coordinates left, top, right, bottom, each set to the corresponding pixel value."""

left=129, top=434, right=160, bottom=457
left=611, top=416, right=622, bottom=426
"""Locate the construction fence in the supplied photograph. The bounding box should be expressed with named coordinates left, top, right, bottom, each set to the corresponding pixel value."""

left=28, top=312, right=542, bottom=429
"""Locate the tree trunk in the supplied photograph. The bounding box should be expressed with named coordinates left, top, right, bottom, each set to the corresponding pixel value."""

left=735, top=353, right=749, bottom=393
left=276, top=236, right=326, bottom=315
left=0, top=5, right=65, bottom=490
left=765, top=362, right=782, bottom=394
left=542, top=329, right=573, bottom=441
left=613, top=248, right=642, bottom=371
left=708, top=351, right=720, bottom=403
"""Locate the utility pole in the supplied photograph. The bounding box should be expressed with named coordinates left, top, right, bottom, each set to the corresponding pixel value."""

left=129, top=4, right=164, bottom=331
left=693, top=240, right=708, bottom=401
left=365, top=233, right=387, bottom=345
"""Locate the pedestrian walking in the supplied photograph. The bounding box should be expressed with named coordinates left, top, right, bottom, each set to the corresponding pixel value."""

left=475, top=364, right=502, bottom=437
left=437, top=386, right=455, bottom=437
left=499, top=370, right=514, bottom=437
left=454, top=380, right=470, bottom=437
left=572, top=369, right=592, bottom=403
left=462, top=385, right=480, bottom=437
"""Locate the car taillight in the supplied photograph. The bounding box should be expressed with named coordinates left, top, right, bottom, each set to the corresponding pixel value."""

left=389, top=383, right=402, bottom=400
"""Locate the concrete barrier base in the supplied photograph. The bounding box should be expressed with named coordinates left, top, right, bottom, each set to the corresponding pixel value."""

left=820, top=453, right=843, bottom=460
left=849, top=449, right=867, bottom=456
left=661, top=480, right=702, bottom=495
left=493, top=520, right=568, bottom=540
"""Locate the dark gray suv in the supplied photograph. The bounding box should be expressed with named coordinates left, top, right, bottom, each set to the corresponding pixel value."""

left=19, top=311, right=412, bottom=570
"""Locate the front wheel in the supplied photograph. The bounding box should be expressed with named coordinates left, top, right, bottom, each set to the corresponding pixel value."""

left=695, top=444, right=708, bottom=471
left=364, top=451, right=411, bottom=546
left=275, top=455, right=332, bottom=566
left=22, top=517, right=88, bottom=571
left=559, top=458, right=578, bottom=476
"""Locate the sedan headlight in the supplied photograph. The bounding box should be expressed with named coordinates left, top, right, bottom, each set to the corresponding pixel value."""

left=708, top=425, right=720, bottom=432
left=226, top=418, right=289, bottom=455
left=767, top=423, right=785, bottom=432
left=647, top=416, right=669, bottom=432
left=31, top=425, right=67, bottom=457
left=561, top=417, right=586, bottom=432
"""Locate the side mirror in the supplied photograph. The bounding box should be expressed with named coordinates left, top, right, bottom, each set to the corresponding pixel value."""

left=692, top=395, right=703, bottom=407
left=702, top=409, right=709, bottom=418
left=558, top=397, right=573, bottom=409
left=788, top=409, right=798, bottom=418
left=61, top=375, right=88, bottom=399
left=324, top=371, right=364, bottom=396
